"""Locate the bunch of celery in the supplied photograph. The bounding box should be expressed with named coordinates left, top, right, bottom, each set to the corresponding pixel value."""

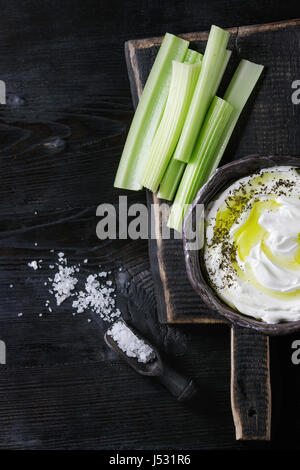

left=114, top=33, right=189, bottom=190
left=158, top=48, right=232, bottom=201
left=173, top=26, right=231, bottom=163
left=168, top=59, right=264, bottom=231
left=114, top=25, right=264, bottom=232
left=140, top=60, right=201, bottom=192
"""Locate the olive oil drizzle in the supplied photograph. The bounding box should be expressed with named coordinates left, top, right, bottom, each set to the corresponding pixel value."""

left=205, top=169, right=299, bottom=295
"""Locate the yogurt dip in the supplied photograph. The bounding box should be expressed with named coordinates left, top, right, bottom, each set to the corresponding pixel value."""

left=204, top=166, right=300, bottom=324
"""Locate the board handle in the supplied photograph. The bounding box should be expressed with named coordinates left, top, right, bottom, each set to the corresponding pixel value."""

left=231, top=326, right=271, bottom=440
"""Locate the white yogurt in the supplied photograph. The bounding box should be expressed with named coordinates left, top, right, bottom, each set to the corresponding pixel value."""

left=204, top=166, right=300, bottom=323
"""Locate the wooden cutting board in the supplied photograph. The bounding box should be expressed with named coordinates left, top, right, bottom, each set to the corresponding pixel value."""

left=124, top=19, right=300, bottom=440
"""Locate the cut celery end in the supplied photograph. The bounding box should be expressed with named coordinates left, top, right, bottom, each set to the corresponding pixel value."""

left=168, top=97, right=233, bottom=232
left=193, top=53, right=204, bottom=65
left=114, top=33, right=189, bottom=190
left=184, top=48, right=203, bottom=64
left=174, top=25, right=230, bottom=163
left=140, top=61, right=201, bottom=192
left=157, top=158, right=186, bottom=201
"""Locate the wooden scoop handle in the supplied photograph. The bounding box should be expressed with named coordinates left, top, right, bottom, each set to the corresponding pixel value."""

left=231, top=326, right=271, bottom=440
left=157, top=363, right=198, bottom=402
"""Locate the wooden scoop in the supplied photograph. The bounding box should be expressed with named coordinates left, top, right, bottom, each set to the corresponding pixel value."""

left=104, top=318, right=197, bottom=402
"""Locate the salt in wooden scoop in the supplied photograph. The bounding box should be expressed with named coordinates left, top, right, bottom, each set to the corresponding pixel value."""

left=104, top=318, right=197, bottom=402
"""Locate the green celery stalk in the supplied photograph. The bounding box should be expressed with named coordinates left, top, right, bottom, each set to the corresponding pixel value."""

left=140, top=60, right=201, bottom=192
left=208, top=59, right=264, bottom=175
left=168, top=97, right=233, bottom=232
left=184, top=49, right=203, bottom=64
left=168, top=59, right=263, bottom=231
left=114, top=33, right=189, bottom=190
left=174, top=25, right=230, bottom=163
left=156, top=48, right=203, bottom=201
left=157, top=158, right=186, bottom=200
left=212, top=49, right=232, bottom=95
left=158, top=49, right=231, bottom=201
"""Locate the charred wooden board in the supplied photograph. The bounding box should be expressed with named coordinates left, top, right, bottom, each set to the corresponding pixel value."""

left=231, top=327, right=271, bottom=440
left=124, top=19, right=300, bottom=441
left=125, top=18, right=300, bottom=323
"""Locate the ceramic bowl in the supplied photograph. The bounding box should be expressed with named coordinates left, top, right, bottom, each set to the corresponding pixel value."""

left=182, top=155, right=300, bottom=335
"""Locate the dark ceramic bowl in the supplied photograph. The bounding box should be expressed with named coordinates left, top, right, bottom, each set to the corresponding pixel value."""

left=182, top=155, right=300, bottom=336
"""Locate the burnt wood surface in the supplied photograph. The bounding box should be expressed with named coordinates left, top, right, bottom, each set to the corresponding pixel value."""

left=0, top=0, right=300, bottom=450
left=231, top=327, right=271, bottom=440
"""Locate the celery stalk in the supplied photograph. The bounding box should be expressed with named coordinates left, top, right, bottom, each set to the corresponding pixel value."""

left=174, top=25, right=230, bottom=163
left=114, top=33, right=189, bottom=190
left=168, top=97, right=233, bottom=232
left=209, top=59, right=264, bottom=175
left=158, top=49, right=231, bottom=201
left=212, top=49, right=232, bottom=95
left=184, top=49, right=203, bottom=64
left=156, top=48, right=203, bottom=201
left=140, top=60, right=201, bottom=192
left=168, top=59, right=263, bottom=231
left=157, top=158, right=186, bottom=201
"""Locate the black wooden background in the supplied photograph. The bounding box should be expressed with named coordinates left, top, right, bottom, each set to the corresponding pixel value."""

left=0, top=0, right=300, bottom=450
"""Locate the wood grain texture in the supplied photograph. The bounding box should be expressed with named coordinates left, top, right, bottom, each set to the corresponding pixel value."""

left=231, top=327, right=271, bottom=440
left=0, top=0, right=300, bottom=450
left=125, top=18, right=300, bottom=323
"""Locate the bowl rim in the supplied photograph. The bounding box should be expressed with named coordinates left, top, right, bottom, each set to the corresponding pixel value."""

left=182, top=154, right=300, bottom=336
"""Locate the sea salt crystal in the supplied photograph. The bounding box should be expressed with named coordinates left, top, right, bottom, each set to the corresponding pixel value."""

left=57, top=253, right=67, bottom=265
left=52, top=265, right=78, bottom=306
left=28, top=261, right=38, bottom=270
left=107, top=321, right=155, bottom=363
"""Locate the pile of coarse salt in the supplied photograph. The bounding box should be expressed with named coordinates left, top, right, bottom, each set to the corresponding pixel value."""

left=72, top=274, right=120, bottom=322
left=27, top=251, right=120, bottom=322
left=52, top=264, right=78, bottom=306
left=107, top=321, right=155, bottom=363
